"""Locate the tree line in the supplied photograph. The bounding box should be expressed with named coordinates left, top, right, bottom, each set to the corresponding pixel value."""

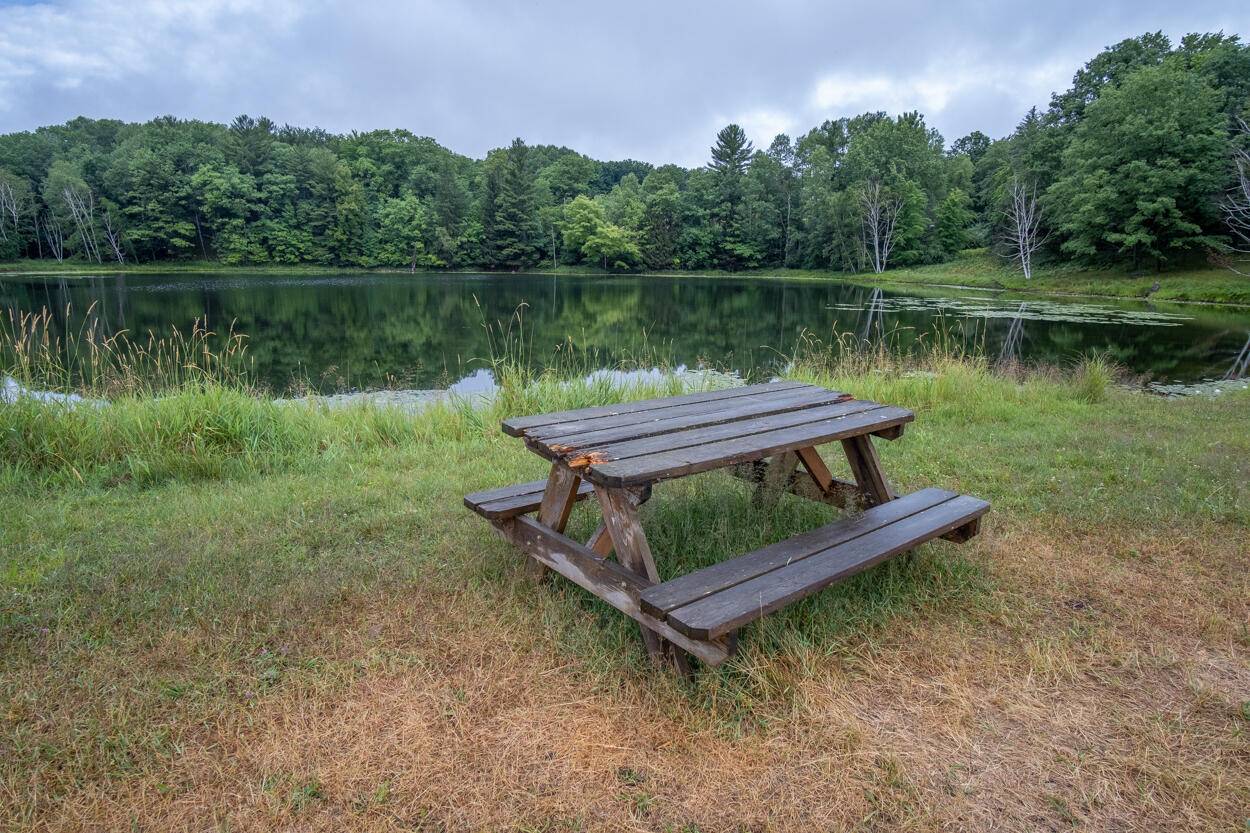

left=1, top=31, right=1248, bottom=276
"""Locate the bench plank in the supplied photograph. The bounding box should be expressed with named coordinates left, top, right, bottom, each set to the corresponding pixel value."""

left=502, top=381, right=811, bottom=436
left=663, top=494, right=990, bottom=639
left=640, top=488, right=958, bottom=617
left=464, top=478, right=595, bottom=520
left=585, top=406, right=914, bottom=487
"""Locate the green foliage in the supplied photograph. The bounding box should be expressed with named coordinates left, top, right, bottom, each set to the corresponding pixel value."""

left=561, top=194, right=640, bottom=269
left=1, top=32, right=1248, bottom=275
left=1047, top=62, right=1227, bottom=266
left=935, top=188, right=975, bottom=254
left=374, top=194, right=440, bottom=270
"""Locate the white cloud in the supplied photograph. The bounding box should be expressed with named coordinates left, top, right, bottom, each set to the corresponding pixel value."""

left=0, top=0, right=310, bottom=114
left=811, top=68, right=986, bottom=117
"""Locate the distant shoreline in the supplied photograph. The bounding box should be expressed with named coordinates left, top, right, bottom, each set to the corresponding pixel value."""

left=2, top=252, right=1248, bottom=308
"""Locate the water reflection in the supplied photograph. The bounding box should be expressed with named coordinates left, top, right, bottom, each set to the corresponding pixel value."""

left=1226, top=333, right=1250, bottom=380
left=2, top=271, right=1249, bottom=392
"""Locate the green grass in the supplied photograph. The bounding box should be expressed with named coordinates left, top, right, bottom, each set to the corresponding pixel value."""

left=719, top=250, right=1250, bottom=306
left=2, top=347, right=1248, bottom=827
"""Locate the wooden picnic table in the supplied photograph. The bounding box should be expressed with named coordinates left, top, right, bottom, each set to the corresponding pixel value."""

left=465, top=381, right=988, bottom=672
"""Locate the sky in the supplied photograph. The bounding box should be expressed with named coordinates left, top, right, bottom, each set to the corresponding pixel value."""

left=0, top=0, right=1246, bottom=167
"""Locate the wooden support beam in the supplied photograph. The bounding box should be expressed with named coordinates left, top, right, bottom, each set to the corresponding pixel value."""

left=530, top=462, right=582, bottom=580
left=586, top=524, right=613, bottom=555
left=730, top=460, right=861, bottom=509
left=841, top=435, right=894, bottom=506
left=796, top=445, right=834, bottom=491
left=596, top=485, right=666, bottom=663
left=496, top=515, right=732, bottom=666
left=753, top=450, right=799, bottom=510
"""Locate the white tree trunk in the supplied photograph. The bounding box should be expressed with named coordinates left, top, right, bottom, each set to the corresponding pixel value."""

left=1004, top=178, right=1047, bottom=280
left=1222, top=118, right=1250, bottom=276
left=41, top=211, right=65, bottom=262
left=62, top=184, right=103, bottom=263
left=0, top=181, right=15, bottom=242
left=101, top=208, right=126, bottom=264
left=858, top=180, right=902, bottom=274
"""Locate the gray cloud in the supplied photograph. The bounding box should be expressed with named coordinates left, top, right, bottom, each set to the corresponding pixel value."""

left=1, top=0, right=1246, bottom=165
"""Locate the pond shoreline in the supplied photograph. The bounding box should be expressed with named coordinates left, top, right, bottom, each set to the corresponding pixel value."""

left=4, top=253, right=1248, bottom=308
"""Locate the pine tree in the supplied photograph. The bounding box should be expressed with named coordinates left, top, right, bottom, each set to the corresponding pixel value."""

left=709, top=124, right=753, bottom=176
left=487, top=138, right=540, bottom=268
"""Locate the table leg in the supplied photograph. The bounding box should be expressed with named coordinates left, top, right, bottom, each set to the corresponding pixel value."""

left=841, top=435, right=894, bottom=506
left=753, top=450, right=799, bottom=509
left=595, top=484, right=688, bottom=671
left=585, top=485, right=651, bottom=557
left=530, top=462, right=582, bottom=580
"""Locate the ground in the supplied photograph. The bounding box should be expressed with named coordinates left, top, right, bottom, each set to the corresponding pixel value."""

left=1, top=362, right=1247, bottom=831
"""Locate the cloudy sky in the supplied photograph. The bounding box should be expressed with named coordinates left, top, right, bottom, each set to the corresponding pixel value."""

left=0, top=0, right=1246, bottom=166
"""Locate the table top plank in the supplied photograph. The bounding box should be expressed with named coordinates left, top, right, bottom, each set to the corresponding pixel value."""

left=585, top=405, right=914, bottom=486
left=501, top=380, right=809, bottom=437
left=535, top=399, right=887, bottom=466
left=504, top=382, right=913, bottom=488
left=531, top=386, right=852, bottom=450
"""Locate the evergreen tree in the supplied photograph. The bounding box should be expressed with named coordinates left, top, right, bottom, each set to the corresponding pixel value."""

left=486, top=138, right=540, bottom=268
left=709, top=124, right=753, bottom=176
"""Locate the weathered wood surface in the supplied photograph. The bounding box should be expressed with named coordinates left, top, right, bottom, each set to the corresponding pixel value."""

left=653, top=492, right=990, bottom=639
left=595, top=485, right=666, bottom=662
left=526, top=386, right=852, bottom=446
left=842, top=435, right=894, bottom=506
left=532, top=399, right=885, bottom=466
left=497, top=514, right=733, bottom=665
left=466, top=382, right=989, bottom=672
left=528, top=463, right=582, bottom=580
left=505, top=383, right=911, bottom=489
left=464, top=477, right=595, bottom=520
left=502, top=380, right=810, bottom=436
left=588, top=406, right=913, bottom=487
left=729, top=459, right=862, bottom=508
left=753, top=450, right=800, bottom=510
left=640, top=487, right=959, bottom=617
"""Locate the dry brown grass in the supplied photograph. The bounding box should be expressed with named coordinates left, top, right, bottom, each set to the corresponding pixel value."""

left=17, top=518, right=1246, bottom=833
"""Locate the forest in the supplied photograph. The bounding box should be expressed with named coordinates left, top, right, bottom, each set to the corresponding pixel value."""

left=1, top=31, right=1248, bottom=276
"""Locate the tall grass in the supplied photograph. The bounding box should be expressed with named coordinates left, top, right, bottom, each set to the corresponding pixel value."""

left=477, top=301, right=696, bottom=419
left=0, top=304, right=1135, bottom=491
left=2, top=304, right=252, bottom=397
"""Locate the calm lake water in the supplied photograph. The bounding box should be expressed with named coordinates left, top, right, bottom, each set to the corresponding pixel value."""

left=3, top=271, right=1249, bottom=392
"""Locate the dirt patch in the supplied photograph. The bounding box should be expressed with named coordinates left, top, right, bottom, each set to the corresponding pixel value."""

left=18, top=523, right=1250, bottom=832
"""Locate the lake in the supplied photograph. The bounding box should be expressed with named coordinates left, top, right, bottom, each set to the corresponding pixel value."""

left=3, top=271, right=1249, bottom=392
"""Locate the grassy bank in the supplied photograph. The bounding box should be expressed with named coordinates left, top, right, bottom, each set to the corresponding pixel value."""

left=6, top=250, right=1248, bottom=307
left=2, top=344, right=1247, bottom=830
left=671, top=250, right=1250, bottom=306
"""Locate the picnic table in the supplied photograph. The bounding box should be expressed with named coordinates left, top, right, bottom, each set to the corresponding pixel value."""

left=465, top=381, right=988, bottom=672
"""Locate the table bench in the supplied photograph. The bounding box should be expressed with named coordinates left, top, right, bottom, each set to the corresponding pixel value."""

left=465, top=381, right=988, bottom=671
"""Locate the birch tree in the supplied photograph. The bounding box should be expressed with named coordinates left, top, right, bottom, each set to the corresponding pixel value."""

left=1222, top=118, right=1250, bottom=275
left=1004, top=178, right=1047, bottom=279
left=101, top=204, right=127, bottom=264
left=61, top=183, right=103, bottom=263
left=40, top=211, right=65, bottom=262
left=858, top=180, right=902, bottom=274
left=0, top=177, right=22, bottom=242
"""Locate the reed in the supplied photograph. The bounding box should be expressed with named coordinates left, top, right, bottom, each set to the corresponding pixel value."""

left=1, top=303, right=253, bottom=397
